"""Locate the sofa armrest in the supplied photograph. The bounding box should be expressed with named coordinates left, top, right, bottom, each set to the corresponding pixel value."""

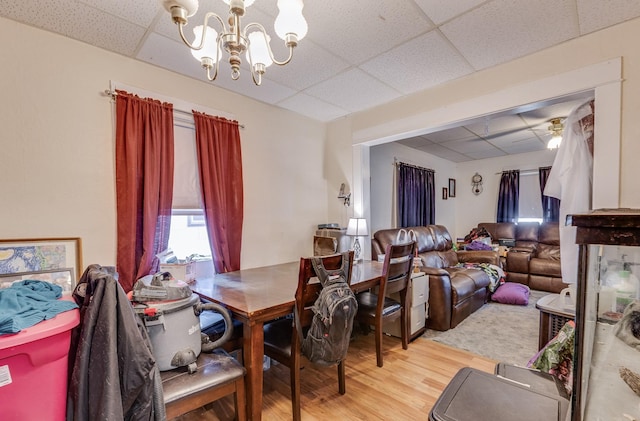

left=456, top=250, right=500, bottom=266
left=506, top=250, right=531, bottom=273
left=420, top=267, right=449, bottom=276
left=424, top=269, right=453, bottom=331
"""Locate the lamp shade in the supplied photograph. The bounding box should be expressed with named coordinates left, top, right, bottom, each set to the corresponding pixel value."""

left=346, top=218, right=368, bottom=237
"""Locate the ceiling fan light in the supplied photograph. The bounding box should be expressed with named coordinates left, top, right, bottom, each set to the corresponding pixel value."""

left=547, top=134, right=562, bottom=150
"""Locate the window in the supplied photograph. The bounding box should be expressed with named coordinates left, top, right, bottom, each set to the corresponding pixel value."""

left=518, top=172, right=543, bottom=224
left=167, top=118, right=212, bottom=260
left=168, top=210, right=211, bottom=260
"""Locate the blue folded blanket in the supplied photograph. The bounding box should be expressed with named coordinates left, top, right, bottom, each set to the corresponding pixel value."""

left=0, top=280, right=78, bottom=335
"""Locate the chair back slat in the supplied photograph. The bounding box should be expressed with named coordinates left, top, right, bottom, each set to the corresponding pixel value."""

left=381, top=242, right=415, bottom=296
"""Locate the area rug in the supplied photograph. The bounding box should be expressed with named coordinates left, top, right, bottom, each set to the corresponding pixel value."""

left=422, top=290, right=548, bottom=366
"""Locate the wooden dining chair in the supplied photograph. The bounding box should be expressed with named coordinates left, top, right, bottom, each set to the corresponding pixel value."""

left=262, top=251, right=354, bottom=421
left=355, top=242, right=415, bottom=367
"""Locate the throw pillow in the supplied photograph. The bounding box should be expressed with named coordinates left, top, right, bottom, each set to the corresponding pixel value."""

left=491, top=282, right=530, bottom=305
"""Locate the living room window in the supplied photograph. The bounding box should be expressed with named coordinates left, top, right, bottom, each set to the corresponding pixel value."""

left=518, top=171, right=543, bottom=224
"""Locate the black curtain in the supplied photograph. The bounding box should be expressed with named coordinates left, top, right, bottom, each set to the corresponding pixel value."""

left=539, top=166, right=560, bottom=223
left=496, top=170, right=520, bottom=223
left=397, top=162, right=435, bottom=227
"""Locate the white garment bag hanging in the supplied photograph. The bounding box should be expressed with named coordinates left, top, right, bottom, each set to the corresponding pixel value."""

left=544, top=99, right=595, bottom=284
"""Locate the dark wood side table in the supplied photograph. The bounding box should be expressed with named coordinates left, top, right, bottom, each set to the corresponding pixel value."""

left=535, top=293, right=575, bottom=350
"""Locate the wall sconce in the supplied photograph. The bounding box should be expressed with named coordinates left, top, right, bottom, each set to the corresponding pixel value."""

left=338, top=183, right=351, bottom=207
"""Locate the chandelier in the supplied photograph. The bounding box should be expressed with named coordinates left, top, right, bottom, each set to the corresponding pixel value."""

left=546, top=118, right=564, bottom=150
left=161, top=0, right=307, bottom=86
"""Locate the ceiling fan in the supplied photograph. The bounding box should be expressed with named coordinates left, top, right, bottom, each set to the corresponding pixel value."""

left=475, top=116, right=566, bottom=149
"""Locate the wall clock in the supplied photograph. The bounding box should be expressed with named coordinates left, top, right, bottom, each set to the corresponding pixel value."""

left=472, top=173, right=483, bottom=195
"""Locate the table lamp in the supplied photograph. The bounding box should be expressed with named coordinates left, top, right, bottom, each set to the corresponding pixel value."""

left=346, top=218, right=368, bottom=261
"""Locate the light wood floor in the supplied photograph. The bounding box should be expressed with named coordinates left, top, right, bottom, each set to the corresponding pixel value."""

left=175, top=333, right=497, bottom=420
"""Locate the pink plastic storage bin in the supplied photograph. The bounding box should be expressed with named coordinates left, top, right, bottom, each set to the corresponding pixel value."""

left=0, top=300, right=79, bottom=421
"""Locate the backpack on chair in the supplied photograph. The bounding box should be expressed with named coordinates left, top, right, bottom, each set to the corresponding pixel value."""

left=296, top=254, right=358, bottom=366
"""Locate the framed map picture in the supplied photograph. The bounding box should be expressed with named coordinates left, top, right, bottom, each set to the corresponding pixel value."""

left=0, top=238, right=82, bottom=281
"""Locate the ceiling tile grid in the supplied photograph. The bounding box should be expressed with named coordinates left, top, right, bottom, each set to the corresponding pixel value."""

left=440, top=0, right=580, bottom=70
left=359, top=30, right=474, bottom=95
left=0, top=0, right=633, bottom=160
left=413, top=0, right=488, bottom=25
left=300, top=0, right=435, bottom=65
left=577, top=0, right=640, bottom=34
left=277, top=92, right=349, bottom=122
left=304, top=68, right=402, bottom=112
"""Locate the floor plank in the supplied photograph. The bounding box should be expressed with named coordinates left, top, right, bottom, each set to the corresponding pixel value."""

left=174, top=333, right=496, bottom=420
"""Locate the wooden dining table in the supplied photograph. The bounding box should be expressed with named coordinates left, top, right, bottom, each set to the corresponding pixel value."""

left=190, top=259, right=383, bottom=421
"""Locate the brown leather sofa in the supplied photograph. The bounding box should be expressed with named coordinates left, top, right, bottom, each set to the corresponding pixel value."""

left=477, top=222, right=567, bottom=293
left=371, top=225, right=500, bottom=331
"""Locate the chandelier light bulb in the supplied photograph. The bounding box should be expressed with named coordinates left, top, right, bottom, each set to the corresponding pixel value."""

left=190, top=25, right=220, bottom=62
left=223, top=0, right=255, bottom=7
left=275, top=0, right=307, bottom=41
left=247, top=32, right=273, bottom=68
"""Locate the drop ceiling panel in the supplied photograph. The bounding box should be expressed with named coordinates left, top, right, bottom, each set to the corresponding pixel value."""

left=0, top=0, right=146, bottom=55
left=406, top=142, right=471, bottom=163
left=577, top=0, right=640, bottom=34
left=414, top=0, right=486, bottom=24
left=440, top=0, right=580, bottom=70
left=396, top=135, right=434, bottom=149
left=79, top=0, right=159, bottom=27
left=359, top=31, right=473, bottom=95
left=304, top=68, right=402, bottom=112
left=424, top=126, right=478, bottom=144
left=464, top=115, right=528, bottom=138
left=301, top=0, right=435, bottom=65
left=440, top=137, right=500, bottom=154
left=499, top=140, right=547, bottom=155
left=277, top=93, right=349, bottom=122
left=260, top=40, right=351, bottom=91
left=464, top=148, right=507, bottom=160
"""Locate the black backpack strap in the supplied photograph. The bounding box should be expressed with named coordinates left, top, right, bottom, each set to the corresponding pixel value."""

left=311, top=252, right=349, bottom=287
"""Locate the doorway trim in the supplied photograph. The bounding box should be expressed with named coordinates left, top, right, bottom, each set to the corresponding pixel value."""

left=352, top=58, right=622, bottom=251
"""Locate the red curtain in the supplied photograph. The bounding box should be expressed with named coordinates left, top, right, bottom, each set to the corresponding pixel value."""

left=115, top=90, right=174, bottom=292
left=193, top=111, right=243, bottom=273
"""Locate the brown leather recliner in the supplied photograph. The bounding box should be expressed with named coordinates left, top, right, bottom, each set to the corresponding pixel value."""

left=371, top=225, right=500, bottom=331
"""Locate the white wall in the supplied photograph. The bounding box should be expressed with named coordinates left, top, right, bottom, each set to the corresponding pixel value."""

left=0, top=17, right=334, bottom=271
left=369, top=142, right=457, bottom=234
left=454, top=150, right=557, bottom=239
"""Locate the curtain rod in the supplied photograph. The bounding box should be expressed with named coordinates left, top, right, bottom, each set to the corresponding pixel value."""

left=394, top=159, right=434, bottom=172
left=103, top=89, right=245, bottom=129
left=495, top=166, right=551, bottom=176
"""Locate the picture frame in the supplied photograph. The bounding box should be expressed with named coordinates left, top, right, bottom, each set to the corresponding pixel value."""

left=0, top=268, right=76, bottom=293
left=448, top=178, right=456, bottom=198
left=442, top=187, right=448, bottom=200
left=0, top=237, right=82, bottom=281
